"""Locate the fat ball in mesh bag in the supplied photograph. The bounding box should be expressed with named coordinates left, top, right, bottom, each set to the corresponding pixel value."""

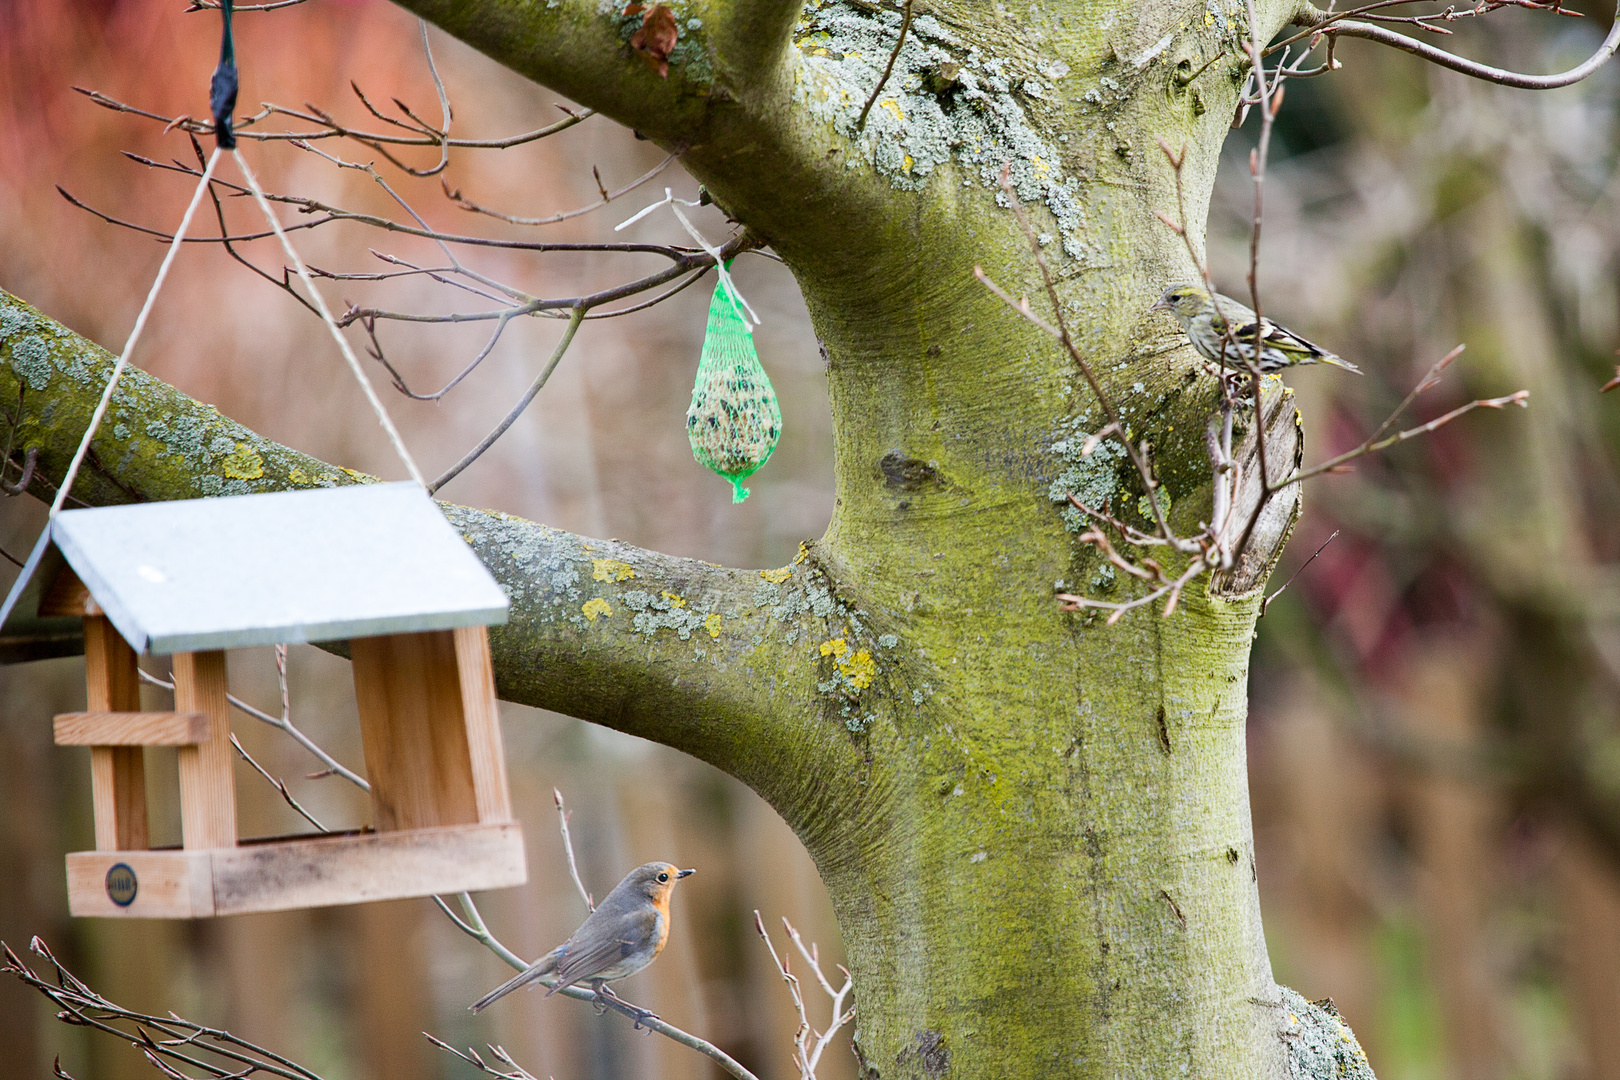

left=687, top=266, right=780, bottom=503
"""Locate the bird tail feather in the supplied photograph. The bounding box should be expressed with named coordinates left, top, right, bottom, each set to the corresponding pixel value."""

left=1319, top=352, right=1362, bottom=375
left=470, top=959, right=558, bottom=1013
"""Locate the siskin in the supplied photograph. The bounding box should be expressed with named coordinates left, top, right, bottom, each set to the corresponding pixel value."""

left=1153, top=284, right=1361, bottom=375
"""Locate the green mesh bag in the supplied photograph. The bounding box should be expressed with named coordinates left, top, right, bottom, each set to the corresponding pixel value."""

left=687, top=267, right=780, bottom=503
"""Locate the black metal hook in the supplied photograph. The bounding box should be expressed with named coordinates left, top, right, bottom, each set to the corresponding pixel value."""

left=210, top=0, right=238, bottom=149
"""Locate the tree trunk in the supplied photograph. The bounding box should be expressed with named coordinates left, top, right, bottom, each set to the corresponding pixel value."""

left=0, top=0, right=1381, bottom=1074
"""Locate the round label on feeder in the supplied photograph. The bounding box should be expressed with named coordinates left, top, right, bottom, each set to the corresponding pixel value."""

left=105, top=863, right=138, bottom=907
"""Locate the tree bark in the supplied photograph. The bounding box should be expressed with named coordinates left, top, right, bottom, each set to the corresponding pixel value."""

left=0, top=0, right=1378, bottom=1074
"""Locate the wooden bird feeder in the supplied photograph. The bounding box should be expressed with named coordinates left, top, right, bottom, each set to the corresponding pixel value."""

left=1, top=483, right=526, bottom=918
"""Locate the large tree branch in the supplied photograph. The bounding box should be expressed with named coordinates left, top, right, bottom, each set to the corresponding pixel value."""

left=0, top=288, right=870, bottom=819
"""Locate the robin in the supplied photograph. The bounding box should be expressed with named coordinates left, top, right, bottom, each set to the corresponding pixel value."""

left=470, top=862, right=695, bottom=1015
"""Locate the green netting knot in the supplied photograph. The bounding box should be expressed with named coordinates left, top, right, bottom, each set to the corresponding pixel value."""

left=687, top=267, right=780, bottom=503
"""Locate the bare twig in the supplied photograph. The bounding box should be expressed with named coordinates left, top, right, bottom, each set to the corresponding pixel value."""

left=978, top=167, right=1194, bottom=555
left=446, top=152, right=679, bottom=226
left=553, top=787, right=594, bottom=911
left=424, top=1035, right=543, bottom=1080
left=1282, top=390, right=1530, bottom=488
left=856, top=0, right=916, bottom=131
left=1290, top=0, right=1620, bottom=90
left=428, top=307, right=585, bottom=493
left=6, top=938, right=330, bottom=1080
left=229, top=734, right=331, bottom=833
left=73, top=86, right=590, bottom=151
left=137, top=665, right=370, bottom=791
left=754, top=912, right=855, bottom=1079
left=1260, top=529, right=1338, bottom=618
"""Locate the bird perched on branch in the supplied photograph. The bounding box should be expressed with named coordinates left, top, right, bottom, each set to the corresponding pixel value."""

left=1153, top=284, right=1361, bottom=374
left=470, top=862, right=695, bottom=1014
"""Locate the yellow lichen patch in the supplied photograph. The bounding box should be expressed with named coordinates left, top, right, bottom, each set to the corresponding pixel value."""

left=592, top=558, right=636, bottom=583
left=842, top=649, right=876, bottom=690
left=221, top=444, right=265, bottom=481
left=661, top=591, right=686, bottom=608
left=794, top=541, right=811, bottom=564
left=818, top=638, right=875, bottom=690
left=288, top=466, right=308, bottom=485
left=903, top=154, right=915, bottom=172
left=760, top=567, right=792, bottom=584
left=704, top=613, right=722, bottom=639
left=880, top=99, right=903, bottom=121
left=581, top=598, right=612, bottom=621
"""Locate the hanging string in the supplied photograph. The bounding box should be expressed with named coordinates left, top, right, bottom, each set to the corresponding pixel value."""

left=0, top=148, right=224, bottom=629
left=615, top=188, right=759, bottom=329
left=230, top=149, right=426, bottom=488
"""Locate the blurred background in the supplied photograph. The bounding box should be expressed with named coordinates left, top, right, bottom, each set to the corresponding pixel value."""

left=0, top=2, right=1617, bottom=1078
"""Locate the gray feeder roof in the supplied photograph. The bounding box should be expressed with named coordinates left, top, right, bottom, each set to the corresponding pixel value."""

left=47, top=483, right=508, bottom=654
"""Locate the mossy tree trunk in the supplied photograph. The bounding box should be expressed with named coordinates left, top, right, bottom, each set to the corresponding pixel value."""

left=0, top=0, right=1378, bottom=1076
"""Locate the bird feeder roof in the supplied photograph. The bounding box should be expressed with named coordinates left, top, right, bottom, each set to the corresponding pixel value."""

left=46, top=483, right=508, bottom=654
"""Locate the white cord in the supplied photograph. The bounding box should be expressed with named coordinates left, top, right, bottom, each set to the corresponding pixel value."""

left=51, top=150, right=224, bottom=515
left=231, top=149, right=427, bottom=489
left=616, top=187, right=759, bottom=331
left=0, top=149, right=225, bottom=629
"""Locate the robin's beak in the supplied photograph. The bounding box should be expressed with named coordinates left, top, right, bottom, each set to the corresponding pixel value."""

left=676, top=868, right=696, bottom=879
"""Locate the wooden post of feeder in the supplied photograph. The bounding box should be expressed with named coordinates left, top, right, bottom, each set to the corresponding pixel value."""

left=173, top=650, right=236, bottom=850
left=41, top=569, right=150, bottom=851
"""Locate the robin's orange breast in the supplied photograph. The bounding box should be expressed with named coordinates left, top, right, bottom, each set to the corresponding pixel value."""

left=650, top=901, right=672, bottom=957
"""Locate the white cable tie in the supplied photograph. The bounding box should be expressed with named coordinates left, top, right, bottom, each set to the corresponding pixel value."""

left=231, top=149, right=427, bottom=489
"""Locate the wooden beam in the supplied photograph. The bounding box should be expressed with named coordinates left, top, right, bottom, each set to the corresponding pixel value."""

left=63, top=822, right=526, bottom=918
left=173, top=651, right=236, bottom=850
left=55, top=712, right=210, bottom=746
left=351, top=631, right=478, bottom=831
left=65, top=850, right=214, bottom=918
left=209, top=821, right=525, bottom=915
left=454, top=625, right=512, bottom=824
left=82, top=615, right=146, bottom=851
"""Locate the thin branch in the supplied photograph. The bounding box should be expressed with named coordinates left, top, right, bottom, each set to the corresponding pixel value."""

left=425, top=1036, right=543, bottom=1080
left=428, top=307, right=585, bottom=493
left=1280, top=390, right=1530, bottom=488
left=6, top=939, right=328, bottom=1080
left=74, top=86, right=591, bottom=150
left=1292, top=0, right=1620, bottom=90
left=856, top=0, right=915, bottom=131
left=1259, top=529, right=1338, bottom=618
left=754, top=913, right=855, bottom=1079
left=553, top=787, right=594, bottom=911
left=137, top=666, right=370, bottom=791
left=446, top=152, right=680, bottom=227
left=978, top=167, right=1195, bottom=554
left=229, top=734, right=331, bottom=833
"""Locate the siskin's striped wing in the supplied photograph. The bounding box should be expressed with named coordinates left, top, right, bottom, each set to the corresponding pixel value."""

left=1237, top=318, right=1361, bottom=374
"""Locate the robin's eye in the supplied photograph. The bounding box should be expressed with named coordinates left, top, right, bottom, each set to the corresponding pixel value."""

left=657, top=872, right=669, bottom=883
